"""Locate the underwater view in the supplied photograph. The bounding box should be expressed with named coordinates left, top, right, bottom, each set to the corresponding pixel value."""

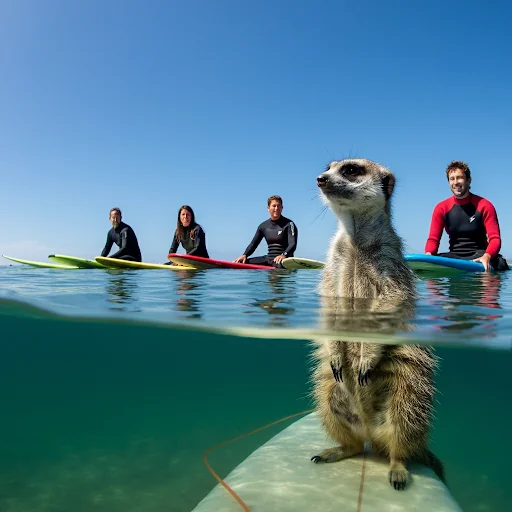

left=0, top=266, right=511, bottom=512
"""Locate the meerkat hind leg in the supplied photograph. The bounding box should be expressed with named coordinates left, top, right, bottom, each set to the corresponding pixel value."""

left=311, top=443, right=364, bottom=464
left=388, top=458, right=409, bottom=490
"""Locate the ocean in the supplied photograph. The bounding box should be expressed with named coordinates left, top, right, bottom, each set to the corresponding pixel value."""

left=0, top=265, right=511, bottom=512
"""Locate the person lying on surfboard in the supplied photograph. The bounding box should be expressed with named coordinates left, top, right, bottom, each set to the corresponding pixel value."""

left=233, top=195, right=298, bottom=268
left=101, top=207, right=142, bottom=262
left=425, top=160, right=509, bottom=272
left=167, top=205, right=209, bottom=260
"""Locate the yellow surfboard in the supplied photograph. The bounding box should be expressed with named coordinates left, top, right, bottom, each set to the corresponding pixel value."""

left=94, top=256, right=193, bottom=270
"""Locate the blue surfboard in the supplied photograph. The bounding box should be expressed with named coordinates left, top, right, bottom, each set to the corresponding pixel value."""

left=404, top=254, right=485, bottom=275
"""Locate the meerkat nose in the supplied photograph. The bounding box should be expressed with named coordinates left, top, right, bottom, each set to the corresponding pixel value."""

left=317, top=175, right=328, bottom=187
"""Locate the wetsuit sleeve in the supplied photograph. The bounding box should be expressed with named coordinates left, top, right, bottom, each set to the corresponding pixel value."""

left=101, top=232, right=113, bottom=257
left=187, top=226, right=205, bottom=255
left=424, top=203, right=445, bottom=254
left=110, top=228, right=130, bottom=258
left=480, top=200, right=501, bottom=258
left=243, top=225, right=264, bottom=257
left=284, top=221, right=298, bottom=255
left=169, top=232, right=179, bottom=254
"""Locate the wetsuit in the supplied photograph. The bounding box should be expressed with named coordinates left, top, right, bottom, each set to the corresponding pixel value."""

left=243, top=216, right=298, bottom=267
left=168, top=224, right=209, bottom=258
left=101, top=221, right=142, bottom=262
left=425, top=193, right=509, bottom=271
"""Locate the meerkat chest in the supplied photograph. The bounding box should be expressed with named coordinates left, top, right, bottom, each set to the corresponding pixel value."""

left=329, top=245, right=379, bottom=299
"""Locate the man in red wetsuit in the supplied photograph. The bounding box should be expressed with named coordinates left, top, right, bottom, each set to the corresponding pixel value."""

left=425, top=160, right=509, bottom=272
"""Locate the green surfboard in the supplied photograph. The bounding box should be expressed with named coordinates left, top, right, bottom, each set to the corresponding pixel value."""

left=2, top=255, right=78, bottom=269
left=48, top=254, right=108, bottom=269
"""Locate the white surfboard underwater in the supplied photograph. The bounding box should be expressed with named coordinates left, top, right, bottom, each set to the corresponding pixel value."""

left=193, top=412, right=462, bottom=511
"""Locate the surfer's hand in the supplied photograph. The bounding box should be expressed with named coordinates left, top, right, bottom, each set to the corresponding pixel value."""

left=358, top=358, right=373, bottom=386
left=273, top=254, right=286, bottom=264
left=233, top=255, right=247, bottom=264
left=473, top=253, right=491, bottom=272
left=330, top=355, right=343, bottom=382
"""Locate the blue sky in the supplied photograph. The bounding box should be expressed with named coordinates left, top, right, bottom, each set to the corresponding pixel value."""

left=1, top=0, right=511, bottom=264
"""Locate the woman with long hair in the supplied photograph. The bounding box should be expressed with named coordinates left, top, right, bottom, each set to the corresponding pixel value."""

left=168, top=205, right=209, bottom=258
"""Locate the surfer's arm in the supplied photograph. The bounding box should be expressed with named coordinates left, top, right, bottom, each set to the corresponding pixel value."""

left=101, top=233, right=114, bottom=257
left=168, top=232, right=180, bottom=254
left=424, top=203, right=445, bottom=255
left=110, top=228, right=130, bottom=258
left=284, top=221, right=298, bottom=256
left=187, top=226, right=205, bottom=255
left=243, top=227, right=264, bottom=258
left=480, top=200, right=501, bottom=259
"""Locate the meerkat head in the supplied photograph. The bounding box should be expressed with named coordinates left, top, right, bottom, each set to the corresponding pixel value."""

left=317, top=158, right=395, bottom=215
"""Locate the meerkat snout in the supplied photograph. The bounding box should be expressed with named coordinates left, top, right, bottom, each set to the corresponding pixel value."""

left=317, top=175, right=328, bottom=187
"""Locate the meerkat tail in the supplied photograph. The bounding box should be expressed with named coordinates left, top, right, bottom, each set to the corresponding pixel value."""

left=411, top=450, right=446, bottom=484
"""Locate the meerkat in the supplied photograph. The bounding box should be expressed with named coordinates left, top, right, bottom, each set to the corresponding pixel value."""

left=310, top=158, right=445, bottom=490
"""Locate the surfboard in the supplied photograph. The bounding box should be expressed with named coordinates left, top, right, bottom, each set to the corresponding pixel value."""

left=48, top=254, right=108, bottom=269
left=193, top=412, right=462, bottom=512
left=282, top=257, right=325, bottom=269
left=94, top=256, right=192, bottom=270
left=167, top=253, right=274, bottom=270
left=2, top=255, right=78, bottom=269
left=282, top=254, right=485, bottom=275
left=405, top=254, right=485, bottom=275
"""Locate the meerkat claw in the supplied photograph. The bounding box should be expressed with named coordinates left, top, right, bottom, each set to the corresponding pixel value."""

left=358, top=368, right=371, bottom=386
left=330, top=361, right=342, bottom=382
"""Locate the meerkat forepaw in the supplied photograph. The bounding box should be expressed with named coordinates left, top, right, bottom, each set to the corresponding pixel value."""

left=330, top=355, right=343, bottom=382
left=388, top=462, right=409, bottom=490
left=358, top=359, right=373, bottom=386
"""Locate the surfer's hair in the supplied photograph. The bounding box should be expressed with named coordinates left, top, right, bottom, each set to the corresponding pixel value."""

left=176, top=205, right=197, bottom=242
left=267, top=195, right=282, bottom=206
left=109, top=207, right=122, bottom=218
left=445, top=161, right=471, bottom=181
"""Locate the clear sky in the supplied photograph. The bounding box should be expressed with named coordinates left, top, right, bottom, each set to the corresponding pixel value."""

left=1, top=0, right=510, bottom=264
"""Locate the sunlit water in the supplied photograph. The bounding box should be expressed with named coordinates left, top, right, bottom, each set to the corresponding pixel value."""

left=0, top=265, right=511, bottom=511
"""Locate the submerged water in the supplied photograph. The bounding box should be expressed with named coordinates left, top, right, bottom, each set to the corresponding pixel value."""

left=0, top=265, right=511, bottom=511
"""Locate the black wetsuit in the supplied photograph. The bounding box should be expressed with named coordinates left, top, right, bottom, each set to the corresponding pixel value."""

left=168, top=224, right=209, bottom=258
left=101, top=221, right=142, bottom=262
left=243, top=216, right=298, bottom=267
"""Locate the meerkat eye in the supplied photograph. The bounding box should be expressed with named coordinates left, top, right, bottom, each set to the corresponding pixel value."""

left=341, top=164, right=365, bottom=177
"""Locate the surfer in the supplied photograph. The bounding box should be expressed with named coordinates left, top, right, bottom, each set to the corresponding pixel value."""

left=168, top=205, right=209, bottom=259
left=233, top=195, right=298, bottom=268
left=101, top=208, right=142, bottom=262
left=425, top=160, right=509, bottom=272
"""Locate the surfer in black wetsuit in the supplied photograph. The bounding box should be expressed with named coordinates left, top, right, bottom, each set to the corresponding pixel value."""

left=168, top=205, right=209, bottom=258
left=101, top=207, right=142, bottom=262
left=234, top=195, right=298, bottom=268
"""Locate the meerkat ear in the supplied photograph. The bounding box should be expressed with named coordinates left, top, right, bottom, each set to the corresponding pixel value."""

left=381, top=173, right=395, bottom=201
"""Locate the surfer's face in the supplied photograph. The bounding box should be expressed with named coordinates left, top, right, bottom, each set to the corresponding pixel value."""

left=268, top=200, right=283, bottom=220
left=110, top=211, right=121, bottom=228
left=448, top=169, right=470, bottom=199
left=180, top=209, right=192, bottom=227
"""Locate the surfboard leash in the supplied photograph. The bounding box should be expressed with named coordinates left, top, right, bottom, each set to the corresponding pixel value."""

left=202, top=408, right=315, bottom=511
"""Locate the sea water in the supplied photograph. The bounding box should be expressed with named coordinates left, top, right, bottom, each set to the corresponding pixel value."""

left=0, top=266, right=511, bottom=512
